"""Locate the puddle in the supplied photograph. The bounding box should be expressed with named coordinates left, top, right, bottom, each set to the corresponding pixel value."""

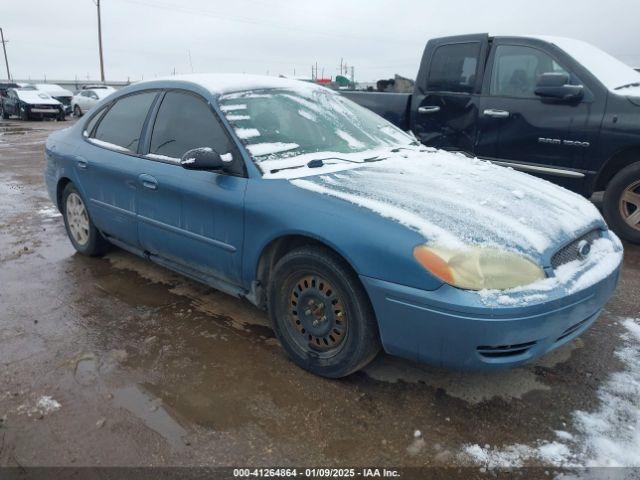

left=112, top=385, right=187, bottom=451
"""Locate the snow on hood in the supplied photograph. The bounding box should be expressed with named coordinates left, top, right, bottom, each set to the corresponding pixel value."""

left=34, top=84, right=73, bottom=97
left=290, top=147, right=605, bottom=259
left=14, top=89, right=61, bottom=105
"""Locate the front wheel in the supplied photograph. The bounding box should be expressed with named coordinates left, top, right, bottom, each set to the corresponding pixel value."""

left=73, top=105, right=82, bottom=117
left=0, top=105, right=8, bottom=119
left=268, top=246, right=380, bottom=378
left=19, top=106, right=29, bottom=121
left=603, top=162, right=640, bottom=244
left=62, top=183, right=110, bottom=256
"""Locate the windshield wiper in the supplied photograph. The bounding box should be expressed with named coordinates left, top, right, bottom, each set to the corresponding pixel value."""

left=269, top=155, right=387, bottom=174
left=615, top=82, right=640, bottom=90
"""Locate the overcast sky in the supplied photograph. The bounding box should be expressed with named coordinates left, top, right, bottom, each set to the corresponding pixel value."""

left=2, top=0, right=639, bottom=83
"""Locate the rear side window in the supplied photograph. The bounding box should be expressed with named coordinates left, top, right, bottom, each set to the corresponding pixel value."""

left=427, top=43, right=480, bottom=93
left=83, top=107, right=107, bottom=137
left=92, top=91, right=156, bottom=152
left=149, top=91, right=241, bottom=173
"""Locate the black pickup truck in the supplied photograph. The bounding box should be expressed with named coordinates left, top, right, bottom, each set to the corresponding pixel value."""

left=343, top=34, right=640, bottom=243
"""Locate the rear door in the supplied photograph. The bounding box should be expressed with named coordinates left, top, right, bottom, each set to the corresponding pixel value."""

left=410, top=34, right=488, bottom=153
left=476, top=39, right=599, bottom=190
left=136, top=89, right=247, bottom=285
left=78, top=90, right=159, bottom=247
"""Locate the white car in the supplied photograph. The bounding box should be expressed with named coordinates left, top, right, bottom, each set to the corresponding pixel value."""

left=71, top=87, right=116, bottom=117
left=30, top=84, right=74, bottom=116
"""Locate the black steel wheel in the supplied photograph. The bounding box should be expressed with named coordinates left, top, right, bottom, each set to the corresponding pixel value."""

left=268, top=245, right=380, bottom=378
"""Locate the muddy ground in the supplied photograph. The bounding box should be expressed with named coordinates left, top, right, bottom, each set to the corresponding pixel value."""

left=0, top=119, right=638, bottom=469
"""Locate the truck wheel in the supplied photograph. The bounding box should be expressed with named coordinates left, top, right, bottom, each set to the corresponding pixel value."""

left=603, top=162, right=640, bottom=244
left=62, top=183, right=110, bottom=256
left=267, top=245, right=380, bottom=378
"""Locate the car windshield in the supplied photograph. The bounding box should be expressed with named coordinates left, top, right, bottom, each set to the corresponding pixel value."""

left=218, top=87, right=414, bottom=176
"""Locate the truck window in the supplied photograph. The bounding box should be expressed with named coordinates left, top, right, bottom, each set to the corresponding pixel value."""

left=427, top=43, right=480, bottom=94
left=490, top=45, right=569, bottom=98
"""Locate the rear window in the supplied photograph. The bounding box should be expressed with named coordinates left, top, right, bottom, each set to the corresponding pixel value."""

left=427, top=43, right=480, bottom=93
left=91, top=91, right=157, bottom=152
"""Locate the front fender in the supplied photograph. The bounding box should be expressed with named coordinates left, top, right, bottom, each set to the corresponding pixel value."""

left=241, top=179, right=444, bottom=292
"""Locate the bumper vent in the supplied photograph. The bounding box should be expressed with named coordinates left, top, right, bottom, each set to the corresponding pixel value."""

left=556, top=318, right=590, bottom=342
left=476, top=341, right=537, bottom=358
left=551, top=230, right=600, bottom=269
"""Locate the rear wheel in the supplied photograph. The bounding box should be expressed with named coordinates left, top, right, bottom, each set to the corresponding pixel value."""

left=603, top=162, right=640, bottom=244
left=268, top=246, right=380, bottom=378
left=62, top=183, right=110, bottom=256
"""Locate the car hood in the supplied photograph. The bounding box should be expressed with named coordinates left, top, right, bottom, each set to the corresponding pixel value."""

left=290, top=147, right=606, bottom=263
left=15, top=90, right=61, bottom=105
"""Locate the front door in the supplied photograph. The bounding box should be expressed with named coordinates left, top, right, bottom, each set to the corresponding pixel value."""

left=477, top=41, right=600, bottom=190
left=137, top=90, right=247, bottom=285
left=410, top=34, right=488, bottom=153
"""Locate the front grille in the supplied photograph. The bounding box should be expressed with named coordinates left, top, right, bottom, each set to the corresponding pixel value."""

left=54, top=96, right=71, bottom=106
left=551, top=230, right=601, bottom=269
left=476, top=341, right=537, bottom=358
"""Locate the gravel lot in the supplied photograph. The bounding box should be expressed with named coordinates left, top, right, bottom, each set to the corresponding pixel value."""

left=0, top=119, right=638, bottom=472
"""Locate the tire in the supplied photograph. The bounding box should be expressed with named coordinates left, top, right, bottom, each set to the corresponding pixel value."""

left=58, top=111, right=66, bottom=121
left=603, top=161, right=640, bottom=244
left=19, top=106, right=29, bottom=121
left=61, top=183, right=110, bottom=256
left=73, top=105, right=82, bottom=117
left=267, top=245, right=380, bottom=378
left=0, top=104, right=8, bottom=119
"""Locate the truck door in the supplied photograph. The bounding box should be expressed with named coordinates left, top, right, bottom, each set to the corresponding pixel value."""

left=477, top=39, right=600, bottom=191
left=410, top=34, right=488, bottom=153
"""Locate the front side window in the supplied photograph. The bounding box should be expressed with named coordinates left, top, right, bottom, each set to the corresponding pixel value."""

left=91, top=91, right=156, bottom=152
left=427, top=43, right=480, bottom=93
left=490, top=45, right=570, bottom=98
left=149, top=91, right=237, bottom=168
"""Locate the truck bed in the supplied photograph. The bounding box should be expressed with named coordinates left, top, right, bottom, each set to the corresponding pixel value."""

left=340, top=91, right=411, bottom=131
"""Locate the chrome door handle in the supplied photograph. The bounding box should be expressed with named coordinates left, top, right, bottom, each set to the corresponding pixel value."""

left=76, top=157, right=88, bottom=169
left=139, top=174, right=158, bottom=190
left=418, top=106, right=441, bottom=114
left=484, top=109, right=510, bottom=118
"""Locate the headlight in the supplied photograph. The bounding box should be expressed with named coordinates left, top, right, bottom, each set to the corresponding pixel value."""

left=413, top=244, right=545, bottom=291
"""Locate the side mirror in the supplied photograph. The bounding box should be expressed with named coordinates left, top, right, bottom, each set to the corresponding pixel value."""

left=535, top=73, right=584, bottom=102
left=180, top=147, right=226, bottom=171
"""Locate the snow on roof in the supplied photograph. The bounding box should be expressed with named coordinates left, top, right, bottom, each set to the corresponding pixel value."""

left=139, top=73, right=328, bottom=96
left=534, top=36, right=640, bottom=93
left=34, top=83, right=73, bottom=96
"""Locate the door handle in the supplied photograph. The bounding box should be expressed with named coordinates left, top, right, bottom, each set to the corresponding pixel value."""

left=76, top=157, right=88, bottom=169
left=483, top=109, right=510, bottom=118
left=138, top=174, right=158, bottom=190
left=418, top=106, right=441, bottom=114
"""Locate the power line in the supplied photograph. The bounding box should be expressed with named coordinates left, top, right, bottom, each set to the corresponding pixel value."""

left=0, top=28, right=11, bottom=81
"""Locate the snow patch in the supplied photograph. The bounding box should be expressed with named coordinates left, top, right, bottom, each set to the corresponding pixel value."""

left=247, top=142, right=299, bottom=157
left=462, top=318, right=640, bottom=467
left=336, top=130, right=365, bottom=149
left=234, top=128, right=261, bottom=139
left=37, top=396, right=61, bottom=414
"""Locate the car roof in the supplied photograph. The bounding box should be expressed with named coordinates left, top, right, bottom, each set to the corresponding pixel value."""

left=135, top=73, right=328, bottom=96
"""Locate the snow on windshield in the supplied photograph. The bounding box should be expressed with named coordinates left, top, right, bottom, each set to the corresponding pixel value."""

left=218, top=88, right=414, bottom=176
left=538, top=36, right=640, bottom=93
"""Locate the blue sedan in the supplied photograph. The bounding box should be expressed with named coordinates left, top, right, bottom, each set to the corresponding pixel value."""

left=44, top=74, right=623, bottom=377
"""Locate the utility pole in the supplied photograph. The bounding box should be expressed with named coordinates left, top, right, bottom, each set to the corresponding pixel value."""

left=0, top=28, right=11, bottom=81
left=94, top=0, right=105, bottom=82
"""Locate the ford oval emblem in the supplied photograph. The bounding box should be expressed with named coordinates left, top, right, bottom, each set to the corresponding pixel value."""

left=577, top=240, right=591, bottom=260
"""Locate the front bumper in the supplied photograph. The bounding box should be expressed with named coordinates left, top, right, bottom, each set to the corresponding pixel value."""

left=360, top=262, right=621, bottom=370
